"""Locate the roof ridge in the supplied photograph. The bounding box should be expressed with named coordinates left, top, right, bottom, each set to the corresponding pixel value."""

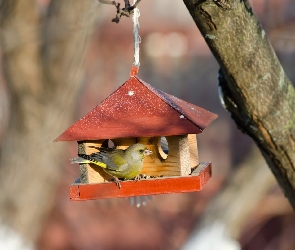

left=135, top=76, right=204, bottom=131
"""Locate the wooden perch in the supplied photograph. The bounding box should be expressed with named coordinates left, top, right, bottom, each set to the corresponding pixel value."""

left=70, top=162, right=212, bottom=200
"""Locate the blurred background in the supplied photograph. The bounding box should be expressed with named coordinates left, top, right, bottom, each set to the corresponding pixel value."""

left=0, top=0, right=295, bottom=249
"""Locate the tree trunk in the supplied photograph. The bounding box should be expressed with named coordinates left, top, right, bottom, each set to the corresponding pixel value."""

left=183, top=0, right=295, bottom=208
left=0, top=0, right=100, bottom=245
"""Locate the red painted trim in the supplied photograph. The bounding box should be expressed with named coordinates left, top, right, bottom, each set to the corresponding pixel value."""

left=55, top=77, right=217, bottom=142
left=130, top=65, right=138, bottom=76
left=69, top=162, right=212, bottom=201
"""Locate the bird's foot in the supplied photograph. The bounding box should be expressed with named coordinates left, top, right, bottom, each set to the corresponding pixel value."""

left=134, top=174, right=142, bottom=182
left=114, top=177, right=121, bottom=189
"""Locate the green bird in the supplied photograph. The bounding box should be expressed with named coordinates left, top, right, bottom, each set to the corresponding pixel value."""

left=70, top=143, right=152, bottom=188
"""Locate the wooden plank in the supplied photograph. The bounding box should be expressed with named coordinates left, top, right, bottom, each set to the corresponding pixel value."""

left=188, top=134, right=199, bottom=168
left=69, top=162, right=212, bottom=201
left=78, top=140, right=108, bottom=184
left=174, top=135, right=191, bottom=176
left=77, top=137, right=195, bottom=184
left=141, top=136, right=185, bottom=177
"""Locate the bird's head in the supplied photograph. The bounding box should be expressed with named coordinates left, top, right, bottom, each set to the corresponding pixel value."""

left=127, top=143, right=152, bottom=160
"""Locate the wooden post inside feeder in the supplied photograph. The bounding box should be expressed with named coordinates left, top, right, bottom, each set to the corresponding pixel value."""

left=55, top=73, right=217, bottom=200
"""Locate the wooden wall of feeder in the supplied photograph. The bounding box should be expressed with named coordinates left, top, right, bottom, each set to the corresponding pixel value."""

left=55, top=68, right=218, bottom=201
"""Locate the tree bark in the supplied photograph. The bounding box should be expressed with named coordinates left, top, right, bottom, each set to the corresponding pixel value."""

left=183, top=0, right=295, bottom=208
left=0, top=0, right=100, bottom=244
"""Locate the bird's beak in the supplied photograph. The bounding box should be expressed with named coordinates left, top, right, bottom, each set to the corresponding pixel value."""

left=144, top=149, right=152, bottom=156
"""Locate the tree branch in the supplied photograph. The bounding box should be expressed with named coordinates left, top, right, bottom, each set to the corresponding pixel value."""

left=98, top=0, right=142, bottom=23
left=183, top=0, right=295, bottom=208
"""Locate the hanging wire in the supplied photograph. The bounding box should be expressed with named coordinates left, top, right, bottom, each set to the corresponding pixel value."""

left=132, top=0, right=141, bottom=68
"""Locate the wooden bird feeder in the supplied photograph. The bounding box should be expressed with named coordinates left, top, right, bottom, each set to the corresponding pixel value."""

left=55, top=67, right=217, bottom=201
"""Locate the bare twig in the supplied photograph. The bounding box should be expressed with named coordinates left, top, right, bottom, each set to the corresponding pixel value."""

left=98, top=0, right=142, bottom=23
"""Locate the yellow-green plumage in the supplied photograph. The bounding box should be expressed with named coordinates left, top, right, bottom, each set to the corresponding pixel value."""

left=71, top=143, right=152, bottom=186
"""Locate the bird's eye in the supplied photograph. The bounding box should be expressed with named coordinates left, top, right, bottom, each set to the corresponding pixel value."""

left=139, top=149, right=144, bottom=153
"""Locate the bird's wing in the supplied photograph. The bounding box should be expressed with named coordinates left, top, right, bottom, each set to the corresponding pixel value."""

left=89, top=148, right=127, bottom=171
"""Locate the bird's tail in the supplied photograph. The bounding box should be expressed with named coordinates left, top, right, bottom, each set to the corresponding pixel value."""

left=70, top=157, right=91, bottom=164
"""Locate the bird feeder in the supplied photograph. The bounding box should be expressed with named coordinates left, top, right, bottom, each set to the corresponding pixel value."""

left=55, top=66, right=217, bottom=201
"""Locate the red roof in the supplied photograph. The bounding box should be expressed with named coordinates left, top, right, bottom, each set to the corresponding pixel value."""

left=55, top=76, right=217, bottom=141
